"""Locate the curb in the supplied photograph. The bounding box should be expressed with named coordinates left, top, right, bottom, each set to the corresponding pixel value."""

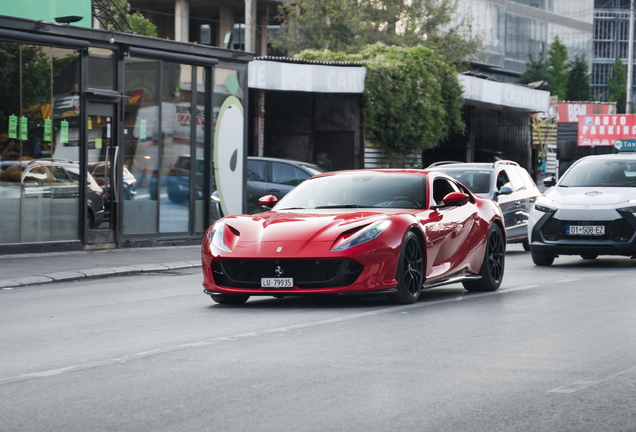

left=0, top=261, right=202, bottom=290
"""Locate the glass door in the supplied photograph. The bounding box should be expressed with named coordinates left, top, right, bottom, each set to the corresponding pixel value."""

left=85, top=102, right=118, bottom=244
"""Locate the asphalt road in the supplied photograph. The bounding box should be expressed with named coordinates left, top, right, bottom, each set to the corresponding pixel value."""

left=1, top=245, right=636, bottom=432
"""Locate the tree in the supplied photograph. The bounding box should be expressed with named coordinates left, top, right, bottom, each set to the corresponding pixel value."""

left=299, top=44, right=465, bottom=161
left=274, top=0, right=478, bottom=67
left=93, top=0, right=158, bottom=37
left=607, top=56, right=627, bottom=114
left=546, top=36, right=569, bottom=100
left=518, top=52, right=548, bottom=87
left=565, top=54, right=590, bottom=101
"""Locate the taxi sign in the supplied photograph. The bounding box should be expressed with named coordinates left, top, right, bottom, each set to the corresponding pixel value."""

left=614, top=139, right=636, bottom=152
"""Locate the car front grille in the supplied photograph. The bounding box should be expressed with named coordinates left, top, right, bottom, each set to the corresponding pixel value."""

left=212, top=259, right=364, bottom=289
left=541, top=218, right=635, bottom=242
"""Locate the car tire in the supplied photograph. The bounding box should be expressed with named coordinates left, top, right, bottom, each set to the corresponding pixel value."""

left=580, top=254, right=598, bottom=260
left=463, top=224, right=505, bottom=292
left=211, top=294, right=250, bottom=305
left=522, top=239, right=531, bottom=252
left=531, top=251, right=555, bottom=266
left=388, top=231, right=424, bottom=305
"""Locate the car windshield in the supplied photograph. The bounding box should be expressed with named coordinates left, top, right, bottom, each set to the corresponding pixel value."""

left=559, top=159, right=636, bottom=187
left=274, top=173, right=427, bottom=210
left=430, top=169, right=492, bottom=194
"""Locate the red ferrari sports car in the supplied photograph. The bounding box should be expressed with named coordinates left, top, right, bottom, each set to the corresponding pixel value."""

left=202, top=169, right=506, bottom=305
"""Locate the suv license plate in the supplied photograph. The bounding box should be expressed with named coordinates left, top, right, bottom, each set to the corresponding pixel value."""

left=261, top=278, right=293, bottom=289
left=567, top=225, right=605, bottom=236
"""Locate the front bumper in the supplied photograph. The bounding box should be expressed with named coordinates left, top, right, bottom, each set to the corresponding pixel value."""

left=529, top=208, right=636, bottom=257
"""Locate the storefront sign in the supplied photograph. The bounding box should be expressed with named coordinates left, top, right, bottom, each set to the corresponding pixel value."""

left=248, top=61, right=367, bottom=94
left=44, top=119, right=52, bottom=141
left=557, top=102, right=615, bottom=123
left=458, top=75, right=550, bottom=112
left=578, top=114, right=636, bottom=146
left=8, top=115, right=17, bottom=139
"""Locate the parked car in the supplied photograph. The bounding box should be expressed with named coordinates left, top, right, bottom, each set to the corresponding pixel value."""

left=428, top=160, right=541, bottom=250
left=247, top=157, right=325, bottom=213
left=528, top=153, right=636, bottom=266
left=89, top=162, right=137, bottom=201
left=202, top=169, right=506, bottom=305
left=0, top=159, right=104, bottom=229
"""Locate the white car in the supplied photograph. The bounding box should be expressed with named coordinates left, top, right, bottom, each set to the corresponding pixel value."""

left=528, top=152, right=636, bottom=266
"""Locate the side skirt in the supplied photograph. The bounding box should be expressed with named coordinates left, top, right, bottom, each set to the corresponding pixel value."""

left=422, top=274, right=481, bottom=289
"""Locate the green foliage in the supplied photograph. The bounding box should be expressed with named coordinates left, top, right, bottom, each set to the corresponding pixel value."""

left=607, top=56, right=627, bottom=114
left=275, top=0, right=478, bottom=67
left=299, top=44, right=465, bottom=161
left=101, top=0, right=158, bottom=37
left=546, top=36, right=569, bottom=100
left=565, top=54, right=590, bottom=101
left=518, top=53, right=548, bottom=87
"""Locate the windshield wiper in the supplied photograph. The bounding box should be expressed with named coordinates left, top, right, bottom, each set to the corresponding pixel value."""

left=315, top=204, right=361, bottom=209
left=280, top=207, right=306, bottom=210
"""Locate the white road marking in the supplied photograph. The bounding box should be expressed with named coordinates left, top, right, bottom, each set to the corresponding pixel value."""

left=548, top=364, right=636, bottom=394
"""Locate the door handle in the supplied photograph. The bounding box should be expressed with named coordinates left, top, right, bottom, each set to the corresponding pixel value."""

left=514, top=201, right=521, bottom=205
left=269, top=188, right=279, bottom=193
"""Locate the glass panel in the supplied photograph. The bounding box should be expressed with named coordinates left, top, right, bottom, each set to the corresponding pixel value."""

left=123, top=58, right=160, bottom=235
left=160, top=62, right=191, bottom=233
left=0, top=43, right=80, bottom=244
left=86, top=111, right=112, bottom=230
left=88, top=48, right=116, bottom=90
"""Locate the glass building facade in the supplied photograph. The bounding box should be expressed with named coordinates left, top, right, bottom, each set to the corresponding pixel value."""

left=0, top=16, right=250, bottom=253
left=456, top=0, right=594, bottom=81
left=592, top=0, right=636, bottom=103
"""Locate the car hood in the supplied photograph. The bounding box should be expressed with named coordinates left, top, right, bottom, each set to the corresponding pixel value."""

left=545, top=186, right=636, bottom=206
left=221, top=210, right=396, bottom=242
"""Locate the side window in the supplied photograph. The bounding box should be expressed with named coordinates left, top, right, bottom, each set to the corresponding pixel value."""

left=272, top=162, right=307, bottom=186
left=51, top=166, right=73, bottom=184
left=432, top=177, right=459, bottom=205
left=496, top=170, right=511, bottom=191
left=505, top=168, right=525, bottom=192
left=247, top=159, right=267, bottom=182
left=518, top=168, right=538, bottom=190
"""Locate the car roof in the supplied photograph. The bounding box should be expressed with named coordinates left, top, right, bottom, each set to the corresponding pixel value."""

left=577, top=153, right=636, bottom=161
left=428, top=161, right=522, bottom=171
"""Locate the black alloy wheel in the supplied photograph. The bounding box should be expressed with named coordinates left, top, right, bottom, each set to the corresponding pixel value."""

left=211, top=294, right=250, bottom=305
left=463, top=224, right=505, bottom=292
left=388, top=231, right=424, bottom=304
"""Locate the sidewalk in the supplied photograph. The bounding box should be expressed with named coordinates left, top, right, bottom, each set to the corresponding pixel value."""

left=0, top=245, right=202, bottom=289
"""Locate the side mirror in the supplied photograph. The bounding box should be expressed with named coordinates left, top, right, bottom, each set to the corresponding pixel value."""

left=432, top=192, right=469, bottom=209
left=497, top=186, right=513, bottom=196
left=258, top=194, right=278, bottom=210
left=543, top=176, right=556, bottom=187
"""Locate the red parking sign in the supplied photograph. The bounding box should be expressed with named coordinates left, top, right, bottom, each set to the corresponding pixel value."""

left=578, top=114, right=636, bottom=146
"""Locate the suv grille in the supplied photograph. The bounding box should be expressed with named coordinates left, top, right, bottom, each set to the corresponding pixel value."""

left=212, top=260, right=364, bottom=289
left=541, top=218, right=635, bottom=242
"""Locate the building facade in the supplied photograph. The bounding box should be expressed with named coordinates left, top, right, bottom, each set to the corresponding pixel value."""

left=457, top=0, right=594, bottom=81
left=0, top=15, right=251, bottom=253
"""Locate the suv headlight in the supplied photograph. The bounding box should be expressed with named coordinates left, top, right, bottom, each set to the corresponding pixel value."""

left=209, top=221, right=232, bottom=252
left=535, top=203, right=556, bottom=213
left=331, top=220, right=392, bottom=251
left=617, top=206, right=636, bottom=213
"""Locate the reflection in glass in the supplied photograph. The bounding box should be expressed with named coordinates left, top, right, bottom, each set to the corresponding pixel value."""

left=160, top=62, right=191, bottom=233
left=195, top=67, right=208, bottom=232
left=0, top=43, right=80, bottom=244
left=123, top=58, right=160, bottom=234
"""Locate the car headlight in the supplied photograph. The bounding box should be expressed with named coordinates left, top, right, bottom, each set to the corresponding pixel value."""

left=535, top=203, right=556, bottom=213
left=209, top=221, right=232, bottom=252
left=331, top=220, right=392, bottom=251
left=617, top=206, right=636, bottom=213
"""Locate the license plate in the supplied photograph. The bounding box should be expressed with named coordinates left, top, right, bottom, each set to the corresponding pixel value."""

left=261, top=278, right=293, bottom=289
left=567, top=225, right=605, bottom=236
